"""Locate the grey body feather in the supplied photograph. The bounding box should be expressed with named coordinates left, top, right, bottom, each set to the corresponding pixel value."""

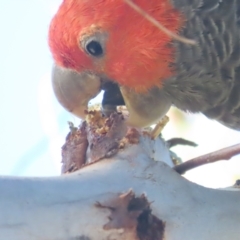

left=161, top=0, right=240, bottom=129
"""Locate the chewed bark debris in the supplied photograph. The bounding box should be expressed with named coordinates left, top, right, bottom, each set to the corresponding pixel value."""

left=61, top=111, right=141, bottom=174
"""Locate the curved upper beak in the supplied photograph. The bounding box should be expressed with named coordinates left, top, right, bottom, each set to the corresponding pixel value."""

left=52, top=65, right=101, bottom=118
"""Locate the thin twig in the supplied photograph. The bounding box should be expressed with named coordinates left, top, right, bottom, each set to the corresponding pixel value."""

left=174, top=143, right=240, bottom=174
left=123, top=0, right=196, bottom=45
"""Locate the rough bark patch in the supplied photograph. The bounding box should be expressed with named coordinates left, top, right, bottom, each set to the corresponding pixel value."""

left=62, top=122, right=88, bottom=174
left=96, top=190, right=165, bottom=240
left=137, top=210, right=165, bottom=240
left=61, top=111, right=140, bottom=174
left=87, top=111, right=127, bottom=163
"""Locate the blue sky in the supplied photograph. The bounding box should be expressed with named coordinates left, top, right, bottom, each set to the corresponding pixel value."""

left=0, top=1, right=239, bottom=187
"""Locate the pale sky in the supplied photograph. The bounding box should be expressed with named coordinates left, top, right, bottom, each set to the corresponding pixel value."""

left=0, top=1, right=239, bottom=188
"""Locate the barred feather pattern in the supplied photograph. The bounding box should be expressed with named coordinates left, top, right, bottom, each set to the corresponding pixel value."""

left=162, top=0, right=240, bottom=129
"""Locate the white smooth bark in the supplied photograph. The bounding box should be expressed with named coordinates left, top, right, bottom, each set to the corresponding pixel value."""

left=0, top=135, right=239, bottom=240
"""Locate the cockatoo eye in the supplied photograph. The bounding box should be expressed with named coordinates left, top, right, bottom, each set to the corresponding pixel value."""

left=80, top=29, right=107, bottom=58
left=86, top=40, right=103, bottom=57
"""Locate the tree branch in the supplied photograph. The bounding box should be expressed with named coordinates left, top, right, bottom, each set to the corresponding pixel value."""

left=0, top=113, right=240, bottom=239
left=174, top=143, right=240, bottom=174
